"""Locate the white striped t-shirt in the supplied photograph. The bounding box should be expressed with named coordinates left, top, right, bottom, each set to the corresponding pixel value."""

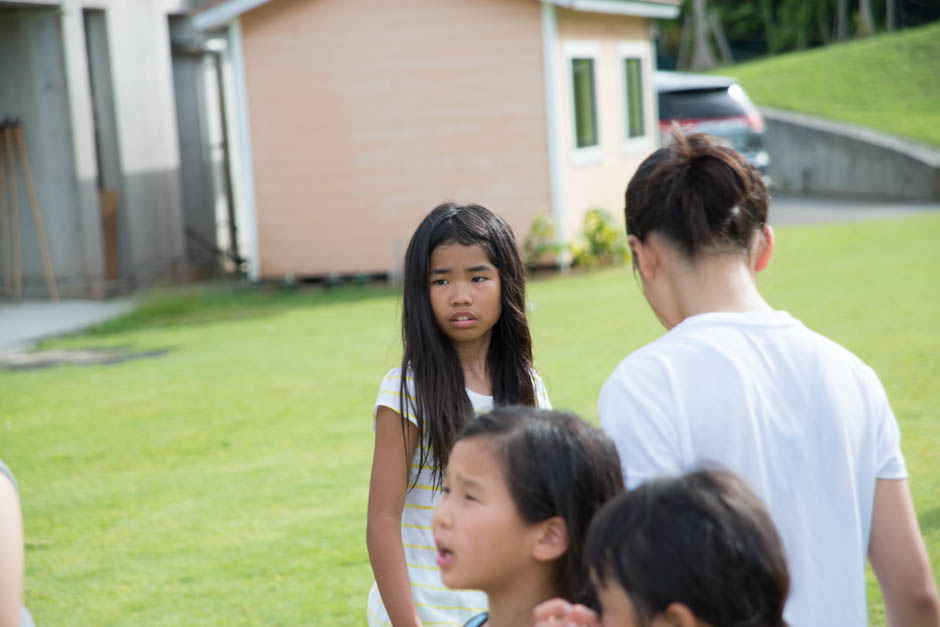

left=367, top=367, right=551, bottom=627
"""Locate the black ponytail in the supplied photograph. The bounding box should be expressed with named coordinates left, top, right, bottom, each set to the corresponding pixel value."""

left=625, top=132, right=769, bottom=257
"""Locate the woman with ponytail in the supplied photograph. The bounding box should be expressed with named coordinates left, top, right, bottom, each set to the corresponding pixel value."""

left=594, top=133, right=939, bottom=626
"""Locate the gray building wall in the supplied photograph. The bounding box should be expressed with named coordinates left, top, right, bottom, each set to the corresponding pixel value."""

left=0, top=6, right=100, bottom=299
left=763, top=107, right=940, bottom=202
left=102, top=0, right=187, bottom=286
left=170, top=16, right=223, bottom=272
left=0, top=0, right=191, bottom=299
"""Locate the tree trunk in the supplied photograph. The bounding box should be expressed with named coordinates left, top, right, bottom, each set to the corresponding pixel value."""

left=817, top=7, right=831, bottom=44
left=835, top=0, right=849, bottom=40
left=708, top=10, right=734, bottom=64
left=858, top=0, right=874, bottom=35
left=886, top=0, right=896, bottom=30
left=677, top=11, right=693, bottom=70
left=690, top=0, right=717, bottom=70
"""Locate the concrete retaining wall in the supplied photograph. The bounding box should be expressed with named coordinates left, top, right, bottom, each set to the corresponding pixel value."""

left=762, top=107, right=940, bottom=201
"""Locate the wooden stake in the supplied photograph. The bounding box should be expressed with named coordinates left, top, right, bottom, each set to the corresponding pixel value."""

left=4, top=126, right=21, bottom=301
left=0, top=128, right=10, bottom=297
left=14, top=123, right=58, bottom=301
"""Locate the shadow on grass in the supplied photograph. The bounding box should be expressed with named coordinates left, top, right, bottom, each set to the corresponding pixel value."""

left=79, top=281, right=399, bottom=337
left=918, top=505, right=940, bottom=536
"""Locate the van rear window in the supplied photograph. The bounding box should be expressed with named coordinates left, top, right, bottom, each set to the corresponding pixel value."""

left=658, top=88, right=748, bottom=121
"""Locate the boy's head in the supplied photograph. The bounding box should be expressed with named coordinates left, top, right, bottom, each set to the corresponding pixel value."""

left=587, top=469, right=789, bottom=627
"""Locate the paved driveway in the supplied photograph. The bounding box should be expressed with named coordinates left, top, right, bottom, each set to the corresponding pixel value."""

left=769, top=195, right=939, bottom=226
left=0, top=299, right=135, bottom=351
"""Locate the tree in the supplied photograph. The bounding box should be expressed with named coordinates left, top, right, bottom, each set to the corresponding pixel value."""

left=690, top=0, right=718, bottom=69
left=858, top=0, right=875, bottom=34
left=836, top=0, right=849, bottom=39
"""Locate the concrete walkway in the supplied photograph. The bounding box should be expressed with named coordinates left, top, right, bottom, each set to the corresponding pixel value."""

left=770, top=196, right=939, bottom=226
left=0, top=299, right=135, bottom=351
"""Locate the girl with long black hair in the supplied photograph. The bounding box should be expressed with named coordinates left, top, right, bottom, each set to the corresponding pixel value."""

left=366, top=203, right=550, bottom=627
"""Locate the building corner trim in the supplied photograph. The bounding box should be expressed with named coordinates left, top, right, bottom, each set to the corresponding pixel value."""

left=540, top=2, right=568, bottom=267
left=227, top=17, right=261, bottom=280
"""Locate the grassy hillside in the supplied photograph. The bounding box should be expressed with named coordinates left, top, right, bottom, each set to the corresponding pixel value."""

left=719, top=21, right=940, bottom=148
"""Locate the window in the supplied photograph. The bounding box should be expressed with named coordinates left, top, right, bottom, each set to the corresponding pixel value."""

left=624, top=57, right=644, bottom=139
left=618, top=42, right=652, bottom=151
left=571, top=58, right=598, bottom=149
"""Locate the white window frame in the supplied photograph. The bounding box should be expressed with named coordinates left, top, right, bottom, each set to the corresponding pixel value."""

left=564, top=41, right=602, bottom=166
left=618, top=41, right=654, bottom=153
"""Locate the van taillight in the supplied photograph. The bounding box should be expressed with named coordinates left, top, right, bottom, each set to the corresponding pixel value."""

left=746, top=113, right=765, bottom=132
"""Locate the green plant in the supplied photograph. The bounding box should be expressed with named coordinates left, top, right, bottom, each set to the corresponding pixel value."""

left=571, top=209, right=630, bottom=268
left=523, top=213, right=559, bottom=270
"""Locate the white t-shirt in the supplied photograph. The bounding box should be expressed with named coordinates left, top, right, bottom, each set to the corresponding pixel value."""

left=368, top=367, right=551, bottom=627
left=598, top=311, right=906, bottom=627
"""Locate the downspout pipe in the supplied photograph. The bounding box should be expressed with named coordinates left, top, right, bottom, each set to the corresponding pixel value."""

left=226, top=17, right=260, bottom=280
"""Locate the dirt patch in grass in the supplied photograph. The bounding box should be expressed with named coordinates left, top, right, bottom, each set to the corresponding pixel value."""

left=0, top=346, right=171, bottom=371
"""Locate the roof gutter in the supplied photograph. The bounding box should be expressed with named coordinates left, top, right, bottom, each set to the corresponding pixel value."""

left=191, top=0, right=272, bottom=31
left=541, top=0, right=680, bottom=19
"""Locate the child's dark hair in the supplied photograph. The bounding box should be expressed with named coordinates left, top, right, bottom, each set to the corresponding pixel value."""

left=401, top=203, right=535, bottom=488
left=587, top=469, right=789, bottom=627
left=625, top=132, right=769, bottom=257
left=459, top=406, right=624, bottom=609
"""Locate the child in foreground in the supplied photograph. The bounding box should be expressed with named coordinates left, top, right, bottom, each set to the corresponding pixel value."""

left=432, top=407, right=624, bottom=627
left=366, top=204, right=552, bottom=627
left=535, top=469, right=790, bottom=627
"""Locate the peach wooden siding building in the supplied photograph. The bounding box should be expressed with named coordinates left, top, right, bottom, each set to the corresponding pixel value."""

left=193, top=0, right=679, bottom=280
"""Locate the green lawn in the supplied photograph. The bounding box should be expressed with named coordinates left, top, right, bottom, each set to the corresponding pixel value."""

left=2, top=213, right=939, bottom=625
left=719, top=20, right=940, bottom=148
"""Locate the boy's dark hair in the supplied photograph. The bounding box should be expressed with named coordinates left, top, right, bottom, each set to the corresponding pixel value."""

left=587, top=469, right=789, bottom=627
left=625, top=132, right=769, bottom=257
left=459, top=406, right=624, bottom=610
left=401, top=203, right=535, bottom=489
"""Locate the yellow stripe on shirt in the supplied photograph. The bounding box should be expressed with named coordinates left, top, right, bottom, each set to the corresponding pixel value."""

left=407, top=562, right=441, bottom=571
left=405, top=503, right=435, bottom=511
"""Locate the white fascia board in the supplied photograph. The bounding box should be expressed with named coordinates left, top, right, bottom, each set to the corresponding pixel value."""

left=191, top=0, right=272, bottom=31
left=542, top=0, right=680, bottom=19
left=540, top=3, right=567, bottom=257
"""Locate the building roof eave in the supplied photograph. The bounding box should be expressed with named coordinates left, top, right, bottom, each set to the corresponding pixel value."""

left=190, top=0, right=273, bottom=31
left=191, top=0, right=680, bottom=32
left=542, top=0, right=681, bottom=19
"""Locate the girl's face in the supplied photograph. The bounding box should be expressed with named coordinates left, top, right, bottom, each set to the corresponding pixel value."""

left=428, top=242, right=502, bottom=349
left=431, top=437, right=541, bottom=592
